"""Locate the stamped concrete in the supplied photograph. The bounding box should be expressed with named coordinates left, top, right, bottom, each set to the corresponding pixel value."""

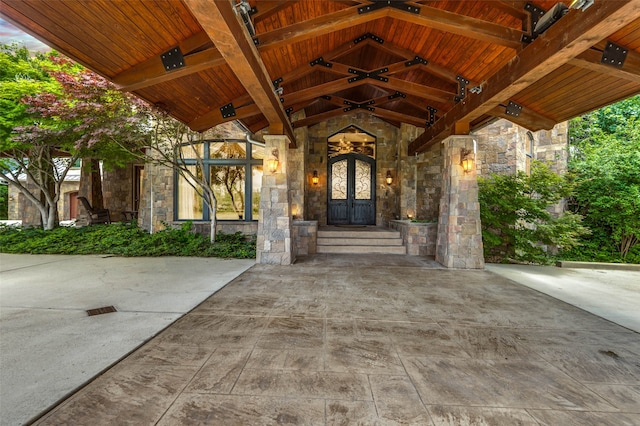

left=0, top=254, right=254, bottom=426
left=30, top=254, right=640, bottom=425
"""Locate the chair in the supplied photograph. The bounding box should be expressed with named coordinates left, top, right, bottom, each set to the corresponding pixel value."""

left=78, top=196, right=111, bottom=225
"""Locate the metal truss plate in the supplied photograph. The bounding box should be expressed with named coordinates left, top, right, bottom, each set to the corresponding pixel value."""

left=353, top=33, right=384, bottom=44
left=388, top=91, right=406, bottom=100
left=310, top=57, right=333, bottom=68
left=358, top=1, right=420, bottom=15
left=426, top=106, right=437, bottom=127
left=601, top=41, right=628, bottom=68
left=455, top=75, right=470, bottom=102
left=220, top=103, right=236, bottom=119
left=272, top=77, right=283, bottom=89
left=405, top=56, right=428, bottom=67
left=505, top=100, right=522, bottom=117
left=161, top=47, right=185, bottom=72
left=522, top=2, right=546, bottom=43
left=347, top=67, right=389, bottom=83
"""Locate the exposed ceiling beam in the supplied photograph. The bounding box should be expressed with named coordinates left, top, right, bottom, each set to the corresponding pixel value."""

left=184, top=0, right=295, bottom=144
left=189, top=103, right=262, bottom=132
left=387, top=4, right=524, bottom=49
left=255, top=3, right=524, bottom=52
left=115, top=47, right=225, bottom=92
left=489, top=104, right=556, bottom=131
left=570, top=42, right=640, bottom=84
left=409, top=0, right=640, bottom=155
left=251, top=1, right=301, bottom=24
left=292, top=108, right=349, bottom=128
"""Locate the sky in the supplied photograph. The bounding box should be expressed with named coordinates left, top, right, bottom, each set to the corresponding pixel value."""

left=0, top=17, right=51, bottom=52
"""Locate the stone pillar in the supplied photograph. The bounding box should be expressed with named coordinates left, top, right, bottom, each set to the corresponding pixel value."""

left=256, top=135, right=294, bottom=265
left=436, top=136, right=484, bottom=269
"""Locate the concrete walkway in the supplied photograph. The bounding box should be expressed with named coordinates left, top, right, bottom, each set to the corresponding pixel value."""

left=11, top=254, right=638, bottom=425
left=0, top=254, right=254, bottom=426
left=487, top=264, right=640, bottom=333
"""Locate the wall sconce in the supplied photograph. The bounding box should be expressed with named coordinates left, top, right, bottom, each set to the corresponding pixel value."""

left=460, top=148, right=474, bottom=173
left=386, top=170, right=393, bottom=185
left=312, top=170, right=319, bottom=185
left=266, top=148, right=279, bottom=173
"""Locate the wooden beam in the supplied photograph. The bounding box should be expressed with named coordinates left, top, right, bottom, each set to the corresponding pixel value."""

left=409, top=0, right=640, bottom=154
left=292, top=108, right=350, bottom=128
left=490, top=104, right=557, bottom=131
left=114, top=47, right=225, bottom=92
left=251, top=1, right=300, bottom=24
left=184, top=0, right=295, bottom=144
left=386, top=4, right=524, bottom=49
left=571, top=43, right=640, bottom=84
left=189, top=103, right=262, bottom=132
left=256, top=2, right=523, bottom=52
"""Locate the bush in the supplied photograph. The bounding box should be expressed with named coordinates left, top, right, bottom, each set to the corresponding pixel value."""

left=0, top=222, right=256, bottom=259
left=478, top=161, right=589, bottom=264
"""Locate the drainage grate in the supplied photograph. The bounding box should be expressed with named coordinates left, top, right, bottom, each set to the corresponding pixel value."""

left=86, top=306, right=117, bottom=316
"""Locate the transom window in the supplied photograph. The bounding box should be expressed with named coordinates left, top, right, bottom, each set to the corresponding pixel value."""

left=175, top=139, right=263, bottom=221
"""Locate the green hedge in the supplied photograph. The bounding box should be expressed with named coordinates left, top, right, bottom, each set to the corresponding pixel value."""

left=0, top=222, right=256, bottom=259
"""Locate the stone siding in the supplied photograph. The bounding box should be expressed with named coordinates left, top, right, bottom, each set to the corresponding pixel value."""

left=415, top=144, right=443, bottom=221
left=389, top=220, right=437, bottom=256
left=292, top=220, right=318, bottom=256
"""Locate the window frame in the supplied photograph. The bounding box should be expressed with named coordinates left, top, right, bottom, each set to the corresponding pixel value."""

left=173, top=138, right=263, bottom=222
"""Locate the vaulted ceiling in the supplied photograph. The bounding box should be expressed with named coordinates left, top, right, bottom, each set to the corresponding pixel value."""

left=2, top=0, right=640, bottom=153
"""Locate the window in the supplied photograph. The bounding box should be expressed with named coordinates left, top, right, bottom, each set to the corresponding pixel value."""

left=174, top=139, right=263, bottom=221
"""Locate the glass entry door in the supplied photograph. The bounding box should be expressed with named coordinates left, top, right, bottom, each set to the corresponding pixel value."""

left=328, top=153, right=376, bottom=225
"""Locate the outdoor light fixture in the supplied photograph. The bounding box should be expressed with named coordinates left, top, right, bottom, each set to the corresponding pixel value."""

left=460, top=148, right=474, bottom=173
left=312, top=170, right=319, bottom=185
left=386, top=170, right=393, bottom=185
left=267, top=149, right=279, bottom=173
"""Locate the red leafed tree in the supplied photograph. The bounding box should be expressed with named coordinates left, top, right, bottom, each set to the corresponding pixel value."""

left=1, top=51, right=149, bottom=229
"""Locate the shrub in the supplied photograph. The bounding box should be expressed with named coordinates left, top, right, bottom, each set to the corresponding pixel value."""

left=478, top=161, right=589, bottom=264
left=0, top=222, right=256, bottom=259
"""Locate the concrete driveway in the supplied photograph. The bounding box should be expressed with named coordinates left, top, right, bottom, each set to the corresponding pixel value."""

left=0, top=254, right=254, bottom=426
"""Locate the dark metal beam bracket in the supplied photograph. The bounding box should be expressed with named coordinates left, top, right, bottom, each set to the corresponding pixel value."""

left=358, top=1, right=420, bottom=15
left=310, top=57, right=333, bottom=68
left=455, top=75, right=470, bottom=102
left=601, top=41, right=628, bottom=68
left=354, top=33, right=385, bottom=44
left=522, top=3, right=546, bottom=43
left=505, top=100, right=522, bottom=117
left=405, top=56, right=428, bottom=67
left=161, top=47, right=185, bottom=72
left=347, top=67, right=389, bottom=83
left=220, top=103, right=236, bottom=119
left=388, top=91, right=406, bottom=100
left=426, top=106, right=437, bottom=127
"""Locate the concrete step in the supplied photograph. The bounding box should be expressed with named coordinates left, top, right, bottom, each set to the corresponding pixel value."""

left=317, top=244, right=407, bottom=254
left=317, top=237, right=403, bottom=246
left=317, top=230, right=401, bottom=239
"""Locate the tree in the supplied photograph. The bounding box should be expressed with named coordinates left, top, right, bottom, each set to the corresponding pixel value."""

left=125, top=111, right=220, bottom=243
left=0, top=46, right=148, bottom=229
left=478, top=161, right=589, bottom=264
left=568, top=95, right=640, bottom=261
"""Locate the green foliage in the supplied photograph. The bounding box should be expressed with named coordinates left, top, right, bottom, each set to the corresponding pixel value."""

left=0, top=222, right=256, bottom=259
left=565, top=96, right=640, bottom=262
left=0, top=184, right=7, bottom=220
left=478, top=161, right=589, bottom=264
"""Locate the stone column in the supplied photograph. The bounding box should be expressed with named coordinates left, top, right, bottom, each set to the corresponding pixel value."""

left=436, top=136, right=484, bottom=269
left=256, top=135, right=294, bottom=265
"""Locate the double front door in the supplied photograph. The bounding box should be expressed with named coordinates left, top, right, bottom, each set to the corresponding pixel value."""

left=328, top=154, right=375, bottom=225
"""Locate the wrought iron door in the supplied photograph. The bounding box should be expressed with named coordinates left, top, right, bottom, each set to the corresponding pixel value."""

left=328, top=154, right=375, bottom=225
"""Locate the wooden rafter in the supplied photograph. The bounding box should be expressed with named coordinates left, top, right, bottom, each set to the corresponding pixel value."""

left=251, top=1, right=301, bottom=24
left=184, top=0, right=295, bottom=143
left=255, top=3, right=524, bottom=52
left=490, top=103, right=556, bottom=131
left=408, top=0, right=640, bottom=154
left=570, top=42, right=640, bottom=84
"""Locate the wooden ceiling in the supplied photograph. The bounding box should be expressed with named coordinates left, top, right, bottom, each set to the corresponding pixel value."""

left=2, top=0, right=640, bottom=153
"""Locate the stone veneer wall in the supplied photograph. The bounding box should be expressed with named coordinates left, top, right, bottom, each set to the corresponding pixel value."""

left=9, top=178, right=80, bottom=226
left=415, top=144, right=443, bottom=221
left=398, top=123, right=422, bottom=219
left=289, top=111, right=307, bottom=220
left=102, top=164, right=135, bottom=222
left=389, top=220, right=437, bottom=256
left=304, top=112, right=401, bottom=226
left=473, top=119, right=568, bottom=176
left=435, top=136, right=484, bottom=269
left=138, top=156, right=174, bottom=233
left=292, top=220, right=318, bottom=256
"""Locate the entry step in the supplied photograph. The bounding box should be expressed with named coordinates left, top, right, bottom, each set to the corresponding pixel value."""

left=316, top=227, right=406, bottom=255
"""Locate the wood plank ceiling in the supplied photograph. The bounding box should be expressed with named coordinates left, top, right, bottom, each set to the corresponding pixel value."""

left=2, top=0, right=640, bottom=153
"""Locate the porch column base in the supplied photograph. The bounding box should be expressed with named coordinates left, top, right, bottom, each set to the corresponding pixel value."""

left=436, top=136, right=484, bottom=269
left=256, top=135, right=294, bottom=265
